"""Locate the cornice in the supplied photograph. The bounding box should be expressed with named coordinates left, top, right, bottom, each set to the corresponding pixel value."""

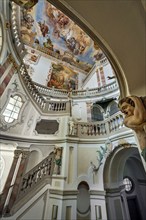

left=49, top=189, right=78, bottom=196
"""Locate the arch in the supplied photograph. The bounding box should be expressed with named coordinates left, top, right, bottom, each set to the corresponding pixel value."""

left=106, top=100, right=119, bottom=117
left=91, top=103, right=104, bottom=121
left=103, top=146, right=144, bottom=188
left=103, top=146, right=146, bottom=220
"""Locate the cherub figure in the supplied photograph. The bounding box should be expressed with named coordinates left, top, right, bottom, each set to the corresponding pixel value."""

left=119, top=96, right=146, bottom=161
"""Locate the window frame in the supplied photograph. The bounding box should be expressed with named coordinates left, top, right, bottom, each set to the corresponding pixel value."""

left=1, top=92, right=26, bottom=127
left=3, top=95, right=23, bottom=123
left=123, top=176, right=134, bottom=194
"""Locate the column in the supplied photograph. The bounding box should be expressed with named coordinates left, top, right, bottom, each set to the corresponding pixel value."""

left=5, top=151, right=30, bottom=214
left=0, top=150, right=21, bottom=216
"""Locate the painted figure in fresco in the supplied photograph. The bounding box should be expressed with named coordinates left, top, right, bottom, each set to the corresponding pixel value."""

left=119, top=96, right=146, bottom=161
left=22, top=11, right=34, bottom=29
left=57, top=14, right=69, bottom=28
left=43, top=38, right=53, bottom=50
left=38, top=21, right=49, bottom=37
left=53, top=147, right=62, bottom=175
left=21, top=29, right=37, bottom=44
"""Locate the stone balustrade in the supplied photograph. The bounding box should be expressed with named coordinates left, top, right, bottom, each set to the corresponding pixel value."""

left=108, top=112, right=124, bottom=133
left=10, top=2, right=25, bottom=56
left=18, top=153, right=55, bottom=198
left=68, top=112, right=125, bottom=138
left=34, top=80, right=119, bottom=99
left=75, top=121, right=107, bottom=138
left=34, top=82, right=68, bottom=98
left=19, top=65, right=70, bottom=114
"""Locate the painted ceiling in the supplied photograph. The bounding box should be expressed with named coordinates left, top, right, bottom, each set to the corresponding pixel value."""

left=20, top=0, right=105, bottom=73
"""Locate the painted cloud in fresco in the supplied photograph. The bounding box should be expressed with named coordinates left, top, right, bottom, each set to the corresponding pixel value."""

left=20, top=0, right=105, bottom=72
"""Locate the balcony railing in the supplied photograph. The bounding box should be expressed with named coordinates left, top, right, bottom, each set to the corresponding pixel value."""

left=10, top=2, right=25, bottom=57
left=68, top=111, right=125, bottom=139
left=1, top=152, right=55, bottom=216
left=18, top=153, right=55, bottom=198
left=34, top=80, right=119, bottom=99
left=19, top=65, right=71, bottom=115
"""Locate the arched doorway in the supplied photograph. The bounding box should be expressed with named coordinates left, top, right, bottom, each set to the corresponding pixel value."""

left=103, top=146, right=146, bottom=220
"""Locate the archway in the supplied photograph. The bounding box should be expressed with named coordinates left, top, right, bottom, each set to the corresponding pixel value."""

left=103, top=146, right=146, bottom=220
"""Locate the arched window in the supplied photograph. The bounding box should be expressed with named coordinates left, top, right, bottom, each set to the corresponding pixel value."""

left=91, top=105, right=103, bottom=121
left=123, top=177, right=134, bottom=193
left=109, top=101, right=119, bottom=116
left=3, top=95, right=23, bottom=123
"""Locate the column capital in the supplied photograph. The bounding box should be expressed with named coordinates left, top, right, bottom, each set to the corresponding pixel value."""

left=14, top=150, right=22, bottom=158
left=22, top=151, right=30, bottom=159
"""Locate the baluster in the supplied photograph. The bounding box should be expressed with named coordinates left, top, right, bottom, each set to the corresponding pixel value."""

left=97, top=125, right=100, bottom=135
left=93, top=124, right=97, bottom=135
left=37, top=167, right=42, bottom=179
left=64, top=103, right=66, bottom=111
left=114, top=118, right=118, bottom=130
left=103, top=123, right=106, bottom=134
left=21, top=177, right=28, bottom=192
left=28, top=174, right=32, bottom=187
left=42, top=163, right=46, bottom=175
left=120, top=115, right=124, bottom=127
left=111, top=119, right=114, bottom=131
left=108, top=121, right=111, bottom=133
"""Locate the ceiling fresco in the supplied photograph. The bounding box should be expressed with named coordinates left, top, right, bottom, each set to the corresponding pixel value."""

left=47, top=63, right=78, bottom=90
left=20, top=0, right=105, bottom=73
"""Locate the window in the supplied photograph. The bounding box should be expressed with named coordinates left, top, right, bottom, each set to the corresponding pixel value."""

left=123, top=177, right=134, bottom=193
left=91, top=105, right=103, bottom=121
left=109, top=101, right=119, bottom=116
left=3, top=95, right=23, bottom=123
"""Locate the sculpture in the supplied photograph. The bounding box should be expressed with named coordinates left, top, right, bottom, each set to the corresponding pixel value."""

left=53, top=146, right=62, bottom=175
left=68, top=118, right=75, bottom=135
left=119, top=96, right=146, bottom=161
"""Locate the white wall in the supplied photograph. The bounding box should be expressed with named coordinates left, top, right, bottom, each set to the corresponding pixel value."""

left=27, top=56, right=52, bottom=86
left=83, top=62, right=115, bottom=89
left=83, top=71, right=98, bottom=89
left=0, top=143, right=16, bottom=192
left=72, top=101, right=87, bottom=121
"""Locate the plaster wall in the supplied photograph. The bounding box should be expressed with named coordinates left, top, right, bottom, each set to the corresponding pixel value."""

left=72, top=101, right=87, bottom=121
left=0, top=143, right=16, bottom=192
left=90, top=196, right=107, bottom=220
left=17, top=195, right=46, bottom=220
